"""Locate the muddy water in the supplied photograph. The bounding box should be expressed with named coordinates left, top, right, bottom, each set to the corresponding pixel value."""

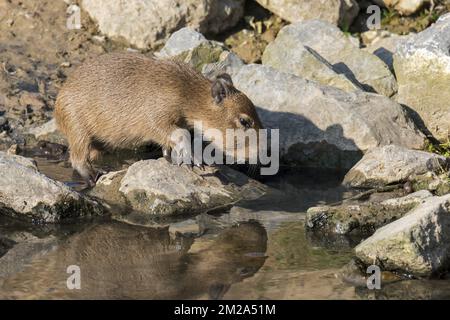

left=2, top=157, right=450, bottom=299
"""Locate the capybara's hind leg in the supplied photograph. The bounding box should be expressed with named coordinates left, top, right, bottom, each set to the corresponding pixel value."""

left=69, top=136, right=97, bottom=187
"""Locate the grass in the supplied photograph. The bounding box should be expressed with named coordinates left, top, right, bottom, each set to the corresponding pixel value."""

left=426, top=139, right=450, bottom=158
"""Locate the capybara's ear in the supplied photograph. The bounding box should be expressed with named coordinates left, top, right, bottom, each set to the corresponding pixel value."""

left=211, top=73, right=235, bottom=104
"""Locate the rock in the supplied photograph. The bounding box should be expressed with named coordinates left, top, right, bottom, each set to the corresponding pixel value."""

left=363, top=31, right=411, bottom=72
left=158, top=29, right=227, bottom=71
left=372, top=0, right=430, bottom=16
left=0, top=116, right=9, bottom=132
left=27, top=119, right=67, bottom=145
left=255, top=0, right=360, bottom=28
left=343, top=145, right=448, bottom=188
left=262, top=32, right=361, bottom=92
left=158, top=27, right=209, bottom=58
left=157, top=27, right=244, bottom=76
left=202, top=50, right=245, bottom=79
left=6, top=144, right=19, bottom=155
left=394, top=14, right=450, bottom=140
left=306, top=190, right=434, bottom=235
left=91, top=158, right=267, bottom=223
left=18, top=91, right=45, bottom=110
left=381, top=190, right=434, bottom=207
left=156, top=27, right=245, bottom=81
left=355, top=194, right=450, bottom=277
left=0, top=152, right=105, bottom=223
left=81, top=0, right=245, bottom=49
left=271, top=20, right=397, bottom=97
left=232, top=64, right=424, bottom=169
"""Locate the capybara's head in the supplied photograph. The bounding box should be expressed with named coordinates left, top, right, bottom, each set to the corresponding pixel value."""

left=201, top=74, right=264, bottom=163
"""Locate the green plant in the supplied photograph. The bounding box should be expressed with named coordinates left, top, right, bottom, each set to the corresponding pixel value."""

left=426, top=138, right=450, bottom=158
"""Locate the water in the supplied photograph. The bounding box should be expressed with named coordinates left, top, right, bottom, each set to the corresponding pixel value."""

left=1, top=154, right=450, bottom=299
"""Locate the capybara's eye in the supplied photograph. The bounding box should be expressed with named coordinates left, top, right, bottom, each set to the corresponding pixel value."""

left=239, top=117, right=252, bottom=129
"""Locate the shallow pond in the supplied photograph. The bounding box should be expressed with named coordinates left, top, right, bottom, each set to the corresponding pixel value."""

left=1, top=154, right=450, bottom=299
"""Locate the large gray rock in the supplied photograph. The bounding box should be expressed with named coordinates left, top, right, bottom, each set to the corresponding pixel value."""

left=394, top=14, right=450, bottom=140
left=232, top=64, right=424, bottom=169
left=81, top=0, right=245, bottom=49
left=355, top=194, right=450, bottom=277
left=372, top=0, right=429, bottom=16
left=255, top=0, right=360, bottom=28
left=0, top=152, right=105, bottom=223
left=262, top=33, right=361, bottom=92
left=91, top=158, right=267, bottom=223
left=273, top=20, right=397, bottom=97
left=343, top=145, right=448, bottom=188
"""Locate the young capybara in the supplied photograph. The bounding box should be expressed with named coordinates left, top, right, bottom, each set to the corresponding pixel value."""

left=54, top=52, right=263, bottom=186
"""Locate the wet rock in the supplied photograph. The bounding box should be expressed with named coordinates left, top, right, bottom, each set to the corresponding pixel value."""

left=91, top=158, right=267, bottom=222
left=372, top=0, right=430, bottom=16
left=255, top=0, right=360, bottom=28
left=394, top=14, right=450, bottom=140
left=25, top=141, right=67, bottom=159
left=343, top=145, right=448, bottom=188
left=82, top=0, right=245, bottom=49
left=306, top=190, right=433, bottom=235
left=338, top=258, right=405, bottom=289
left=270, top=20, right=397, bottom=97
left=306, top=203, right=409, bottom=236
left=232, top=64, right=424, bottom=169
left=355, top=194, right=450, bottom=277
left=262, top=32, right=361, bottom=92
left=27, top=119, right=67, bottom=145
left=356, top=278, right=450, bottom=300
left=0, top=152, right=106, bottom=223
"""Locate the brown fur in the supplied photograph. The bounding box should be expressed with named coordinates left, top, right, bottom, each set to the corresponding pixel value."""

left=54, top=52, right=263, bottom=185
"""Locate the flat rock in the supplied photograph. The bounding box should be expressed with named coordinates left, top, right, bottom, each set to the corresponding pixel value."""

left=306, top=190, right=434, bottom=235
left=272, top=20, right=397, bottom=97
left=394, top=14, right=450, bottom=140
left=355, top=194, right=450, bottom=277
left=91, top=158, right=267, bottom=223
left=343, top=145, right=448, bottom=188
left=232, top=64, right=424, bottom=169
left=0, top=152, right=106, bottom=223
